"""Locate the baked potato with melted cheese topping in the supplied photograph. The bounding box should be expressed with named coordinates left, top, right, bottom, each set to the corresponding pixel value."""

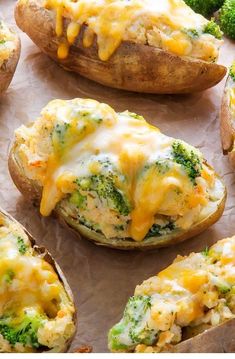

left=109, top=235, right=235, bottom=352
left=0, top=20, right=20, bottom=94
left=8, top=98, right=226, bottom=249
left=220, top=62, right=235, bottom=167
left=0, top=209, right=76, bottom=352
left=14, top=0, right=226, bottom=94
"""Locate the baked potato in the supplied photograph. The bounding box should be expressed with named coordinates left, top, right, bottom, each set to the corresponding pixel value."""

left=15, top=0, right=226, bottom=94
left=220, top=62, right=235, bottom=167
left=8, top=98, right=226, bottom=250
left=0, top=20, right=20, bottom=94
left=108, top=235, right=235, bottom=352
left=0, top=208, right=76, bottom=352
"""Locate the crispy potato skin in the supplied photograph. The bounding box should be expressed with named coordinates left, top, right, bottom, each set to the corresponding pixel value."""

left=0, top=208, right=77, bottom=352
left=0, top=26, right=20, bottom=94
left=15, top=0, right=226, bottom=94
left=8, top=140, right=226, bottom=250
left=220, top=75, right=235, bottom=167
left=172, top=318, right=235, bottom=352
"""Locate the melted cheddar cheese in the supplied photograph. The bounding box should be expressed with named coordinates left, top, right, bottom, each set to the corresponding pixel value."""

left=0, top=213, right=75, bottom=352
left=108, top=236, right=235, bottom=353
left=0, top=21, right=16, bottom=68
left=15, top=98, right=222, bottom=242
left=44, top=0, right=222, bottom=62
left=228, top=65, right=235, bottom=121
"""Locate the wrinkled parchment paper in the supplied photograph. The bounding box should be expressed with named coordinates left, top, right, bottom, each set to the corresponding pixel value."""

left=1, top=0, right=235, bottom=352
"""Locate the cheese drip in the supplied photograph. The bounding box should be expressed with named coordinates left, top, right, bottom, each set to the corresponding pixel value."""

left=15, top=98, right=216, bottom=242
left=44, top=0, right=221, bottom=62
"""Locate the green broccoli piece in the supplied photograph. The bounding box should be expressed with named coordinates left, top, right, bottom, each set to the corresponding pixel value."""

left=69, top=190, right=86, bottom=209
left=0, top=40, right=6, bottom=45
left=229, top=62, right=235, bottom=81
left=0, top=310, right=46, bottom=349
left=146, top=221, right=175, bottom=238
left=219, top=0, right=235, bottom=39
left=172, top=141, right=202, bottom=184
left=184, top=0, right=225, bottom=17
left=76, top=174, right=131, bottom=216
left=217, top=285, right=231, bottom=294
left=203, top=19, right=223, bottom=39
left=3, top=269, right=15, bottom=284
left=17, top=237, right=27, bottom=255
left=108, top=295, right=157, bottom=352
left=201, top=246, right=210, bottom=256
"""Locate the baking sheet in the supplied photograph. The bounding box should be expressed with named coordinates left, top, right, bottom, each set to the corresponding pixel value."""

left=1, top=0, right=235, bottom=352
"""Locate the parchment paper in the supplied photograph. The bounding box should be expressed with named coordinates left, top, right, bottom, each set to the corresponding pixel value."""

left=1, top=0, right=235, bottom=352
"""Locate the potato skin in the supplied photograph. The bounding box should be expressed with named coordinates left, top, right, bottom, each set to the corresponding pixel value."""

left=0, top=208, right=77, bottom=352
left=15, top=0, right=226, bottom=94
left=220, top=74, right=235, bottom=167
left=8, top=139, right=226, bottom=250
left=172, top=318, right=235, bottom=352
left=0, top=25, right=20, bottom=94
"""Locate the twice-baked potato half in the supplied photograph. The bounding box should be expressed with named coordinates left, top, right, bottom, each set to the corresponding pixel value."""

left=109, top=235, right=235, bottom=352
left=15, top=0, right=226, bottom=94
left=9, top=98, right=226, bottom=249
left=0, top=20, right=20, bottom=94
left=220, top=62, right=235, bottom=167
left=0, top=209, right=76, bottom=352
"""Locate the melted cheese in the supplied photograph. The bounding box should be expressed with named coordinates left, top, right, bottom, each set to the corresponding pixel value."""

left=0, top=213, right=75, bottom=351
left=44, top=0, right=221, bottom=62
left=0, top=21, right=16, bottom=67
left=15, top=98, right=217, bottom=242
left=229, top=87, right=235, bottom=121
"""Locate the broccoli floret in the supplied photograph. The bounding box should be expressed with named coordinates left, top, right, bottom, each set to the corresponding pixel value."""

left=146, top=221, right=175, bottom=238
left=201, top=246, right=210, bottom=256
left=203, top=19, right=223, bottom=39
left=172, top=141, right=202, bottom=184
left=219, top=0, right=235, bottom=39
left=108, top=295, right=157, bottom=352
left=69, top=190, right=86, bottom=209
left=217, top=285, right=231, bottom=294
left=0, top=310, right=46, bottom=349
left=17, top=236, right=27, bottom=255
left=75, top=174, right=131, bottom=216
left=229, top=62, right=235, bottom=81
left=184, top=0, right=224, bottom=17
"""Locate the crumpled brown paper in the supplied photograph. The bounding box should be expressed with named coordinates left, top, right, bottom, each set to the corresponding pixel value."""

left=1, top=0, right=235, bottom=352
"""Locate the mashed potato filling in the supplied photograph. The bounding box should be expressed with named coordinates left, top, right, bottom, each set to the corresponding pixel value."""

left=14, top=98, right=221, bottom=242
left=44, top=0, right=222, bottom=62
left=0, top=213, right=75, bottom=352
left=0, top=21, right=16, bottom=68
left=108, top=236, right=235, bottom=352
